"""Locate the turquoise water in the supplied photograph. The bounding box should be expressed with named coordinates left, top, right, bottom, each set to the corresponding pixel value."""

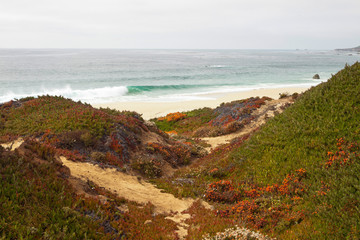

left=0, top=49, right=359, bottom=104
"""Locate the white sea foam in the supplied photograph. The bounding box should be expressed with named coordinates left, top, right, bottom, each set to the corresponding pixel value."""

left=111, top=82, right=320, bottom=103
left=1, top=49, right=358, bottom=105
left=206, top=65, right=227, bottom=68
left=0, top=85, right=129, bottom=104
left=0, top=82, right=321, bottom=105
left=65, top=86, right=129, bottom=102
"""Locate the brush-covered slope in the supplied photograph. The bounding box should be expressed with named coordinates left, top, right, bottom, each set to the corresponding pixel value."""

left=0, top=142, right=124, bottom=239
left=152, top=96, right=274, bottom=138
left=233, top=62, right=360, bottom=182
left=0, top=96, right=198, bottom=177
left=227, top=62, right=360, bottom=238
left=213, top=62, right=360, bottom=238
left=0, top=141, right=179, bottom=239
left=153, top=62, right=360, bottom=239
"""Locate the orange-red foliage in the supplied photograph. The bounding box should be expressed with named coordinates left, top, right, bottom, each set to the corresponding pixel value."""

left=158, top=112, right=186, bottom=122
left=325, top=138, right=360, bottom=169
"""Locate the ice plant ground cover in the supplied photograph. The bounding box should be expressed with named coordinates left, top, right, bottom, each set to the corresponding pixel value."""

left=0, top=142, right=180, bottom=239
left=0, top=62, right=360, bottom=239
left=0, top=95, right=198, bottom=178
left=153, top=96, right=273, bottom=138
left=153, top=62, right=360, bottom=239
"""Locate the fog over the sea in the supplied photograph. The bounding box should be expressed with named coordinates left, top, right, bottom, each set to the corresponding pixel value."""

left=0, top=0, right=359, bottom=49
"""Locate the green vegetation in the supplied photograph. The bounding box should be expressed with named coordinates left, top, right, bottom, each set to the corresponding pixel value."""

left=153, top=62, right=360, bottom=239
left=152, top=97, right=271, bottom=138
left=227, top=62, right=360, bottom=238
left=233, top=63, right=360, bottom=183
left=0, top=142, right=180, bottom=239
left=0, top=95, right=194, bottom=176
left=152, top=107, right=216, bottom=135
left=1, top=62, right=360, bottom=239
left=0, top=143, right=119, bottom=239
left=1, top=95, right=146, bottom=137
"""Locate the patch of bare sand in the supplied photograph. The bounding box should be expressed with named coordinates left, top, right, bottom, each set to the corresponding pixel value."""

left=60, top=156, right=211, bottom=239
left=202, top=98, right=292, bottom=150
left=1, top=138, right=24, bottom=151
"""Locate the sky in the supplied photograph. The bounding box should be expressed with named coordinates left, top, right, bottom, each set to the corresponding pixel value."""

left=0, top=0, right=359, bottom=49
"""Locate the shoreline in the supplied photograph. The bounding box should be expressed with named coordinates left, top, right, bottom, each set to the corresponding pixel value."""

left=93, top=86, right=310, bottom=120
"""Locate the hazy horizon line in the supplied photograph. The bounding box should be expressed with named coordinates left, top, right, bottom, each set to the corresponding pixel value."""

left=0, top=47, right=344, bottom=51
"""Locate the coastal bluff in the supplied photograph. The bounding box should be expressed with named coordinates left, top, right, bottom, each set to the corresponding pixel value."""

left=335, top=45, right=360, bottom=52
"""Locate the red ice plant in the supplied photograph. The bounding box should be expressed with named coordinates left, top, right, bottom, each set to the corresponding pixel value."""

left=158, top=112, right=186, bottom=122
left=325, top=138, right=360, bottom=169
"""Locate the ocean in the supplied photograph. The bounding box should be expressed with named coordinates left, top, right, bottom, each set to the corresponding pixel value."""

left=0, top=49, right=359, bottom=104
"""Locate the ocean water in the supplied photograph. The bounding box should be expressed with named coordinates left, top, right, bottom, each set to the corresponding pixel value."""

left=0, top=49, right=359, bottom=104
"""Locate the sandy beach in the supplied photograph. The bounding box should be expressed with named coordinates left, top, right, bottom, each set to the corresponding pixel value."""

left=94, top=86, right=310, bottom=120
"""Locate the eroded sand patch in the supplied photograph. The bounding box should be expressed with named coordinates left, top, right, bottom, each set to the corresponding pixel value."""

left=1, top=138, right=24, bottom=151
left=60, top=156, right=210, bottom=239
left=1, top=138, right=209, bottom=238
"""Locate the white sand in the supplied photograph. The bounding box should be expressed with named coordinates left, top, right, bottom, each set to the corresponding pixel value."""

left=93, top=87, right=309, bottom=120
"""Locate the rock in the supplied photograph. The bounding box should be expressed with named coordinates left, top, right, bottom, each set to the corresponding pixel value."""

left=313, top=74, right=320, bottom=79
left=144, top=120, right=157, bottom=128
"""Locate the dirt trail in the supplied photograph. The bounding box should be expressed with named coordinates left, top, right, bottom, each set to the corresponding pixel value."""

left=202, top=98, right=291, bottom=150
left=1, top=138, right=209, bottom=239
left=60, top=157, right=196, bottom=214
left=60, top=156, right=211, bottom=239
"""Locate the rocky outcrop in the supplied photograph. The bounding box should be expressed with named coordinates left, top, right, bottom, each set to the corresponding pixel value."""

left=313, top=74, right=320, bottom=79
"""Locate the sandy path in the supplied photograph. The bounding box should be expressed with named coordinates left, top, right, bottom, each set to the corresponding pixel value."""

left=60, top=156, right=210, bottom=239
left=60, top=156, right=195, bottom=214
left=1, top=138, right=210, bottom=238
left=202, top=98, right=291, bottom=150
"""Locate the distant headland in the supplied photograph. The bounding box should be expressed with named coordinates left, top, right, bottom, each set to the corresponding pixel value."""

left=335, top=45, right=360, bottom=52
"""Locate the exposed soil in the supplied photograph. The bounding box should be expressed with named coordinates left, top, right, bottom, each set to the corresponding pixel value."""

left=1, top=138, right=208, bottom=239
left=59, top=156, right=212, bottom=239
left=201, top=97, right=292, bottom=150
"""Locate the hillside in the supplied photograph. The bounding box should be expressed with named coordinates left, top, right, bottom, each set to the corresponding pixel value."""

left=0, top=140, right=189, bottom=239
left=152, top=96, right=275, bottom=138
left=0, top=96, right=209, bottom=239
left=0, top=96, right=202, bottom=178
left=1, top=62, right=360, bottom=239
left=152, top=95, right=296, bottom=151
left=227, top=62, right=360, bottom=238
left=154, top=62, right=360, bottom=239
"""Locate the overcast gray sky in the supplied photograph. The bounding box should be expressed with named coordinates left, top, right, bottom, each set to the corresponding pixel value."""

left=0, top=0, right=359, bottom=49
